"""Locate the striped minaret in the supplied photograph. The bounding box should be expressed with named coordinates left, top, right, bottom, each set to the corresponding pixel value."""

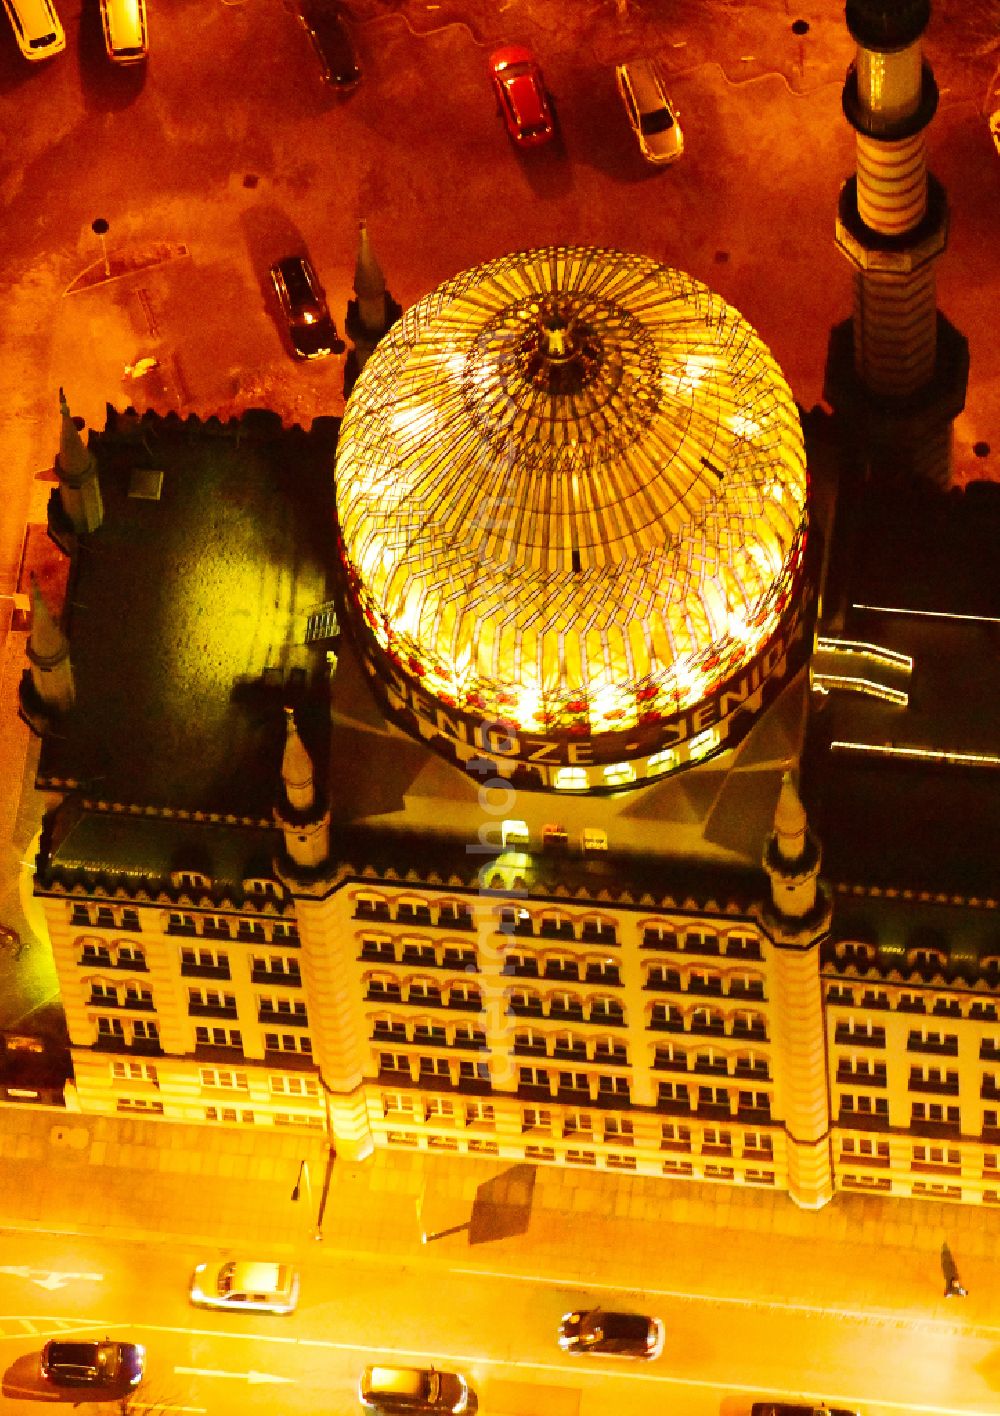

left=826, top=0, right=968, bottom=483
left=758, top=772, right=835, bottom=1210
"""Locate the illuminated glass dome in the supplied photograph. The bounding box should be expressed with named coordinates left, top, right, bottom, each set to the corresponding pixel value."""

left=335, top=246, right=810, bottom=788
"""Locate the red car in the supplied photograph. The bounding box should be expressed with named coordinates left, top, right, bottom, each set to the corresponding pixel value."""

left=490, top=46, right=555, bottom=147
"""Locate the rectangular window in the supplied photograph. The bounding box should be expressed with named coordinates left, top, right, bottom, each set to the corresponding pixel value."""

left=263, top=1032, right=312, bottom=1054
left=111, top=1061, right=158, bottom=1083
left=522, top=1107, right=552, bottom=1132
left=199, top=1068, right=249, bottom=1090
left=269, top=1076, right=319, bottom=1097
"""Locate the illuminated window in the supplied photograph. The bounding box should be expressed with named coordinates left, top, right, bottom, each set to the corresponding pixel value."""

left=646, top=748, right=677, bottom=776
left=582, top=828, right=607, bottom=852
left=603, top=762, right=635, bottom=787
left=501, top=819, right=530, bottom=847
left=688, top=727, right=719, bottom=761
left=554, top=767, right=588, bottom=791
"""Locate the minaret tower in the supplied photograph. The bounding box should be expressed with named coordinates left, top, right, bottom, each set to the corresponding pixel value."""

left=757, top=771, right=835, bottom=1210
left=273, top=707, right=374, bottom=1163
left=825, top=0, right=967, bottom=484
left=344, top=220, right=401, bottom=398
left=274, top=707, right=329, bottom=870
left=55, top=389, right=104, bottom=533
left=19, top=574, right=75, bottom=730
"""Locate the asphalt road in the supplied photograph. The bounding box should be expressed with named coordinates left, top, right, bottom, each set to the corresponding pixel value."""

left=0, top=1226, right=997, bottom=1416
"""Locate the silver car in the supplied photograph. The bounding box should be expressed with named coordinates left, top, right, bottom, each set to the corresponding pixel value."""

left=189, top=1259, right=299, bottom=1314
left=615, top=58, right=683, bottom=164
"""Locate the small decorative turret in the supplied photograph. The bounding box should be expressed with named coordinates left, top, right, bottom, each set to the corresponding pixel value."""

left=764, top=770, right=820, bottom=920
left=282, top=706, right=316, bottom=811
left=19, top=574, right=75, bottom=732
left=274, top=707, right=329, bottom=870
left=344, top=220, right=402, bottom=398
left=55, top=389, right=103, bottom=533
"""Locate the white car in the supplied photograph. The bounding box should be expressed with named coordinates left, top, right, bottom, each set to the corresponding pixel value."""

left=189, top=1259, right=299, bottom=1314
left=2, top=0, right=64, bottom=60
left=615, top=58, right=683, bottom=165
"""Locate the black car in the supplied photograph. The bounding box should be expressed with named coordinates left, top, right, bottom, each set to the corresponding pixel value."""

left=558, top=1307, right=664, bottom=1358
left=40, top=1340, right=145, bottom=1388
left=298, top=1, right=360, bottom=89
left=750, top=1405, right=861, bottom=1416
left=269, top=254, right=342, bottom=360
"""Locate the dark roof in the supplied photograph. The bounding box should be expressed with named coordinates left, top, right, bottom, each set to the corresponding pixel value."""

left=804, top=480, right=1000, bottom=898
left=38, top=409, right=337, bottom=818
left=328, top=823, right=766, bottom=916
left=41, top=800, right=281, bottom=893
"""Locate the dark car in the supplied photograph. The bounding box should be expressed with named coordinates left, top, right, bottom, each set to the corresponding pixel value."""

left=40, top=1340, right=145, bottom=1388
left=359, top=1364, right=470, bottom=1413
left=490, top=45, right=555, bottom=147
left=558, top=1307, right=664, bottom=1358
left=298, top=1, right=360, bottom=89
left=269, top=254, right=342, bottom=360
left=750, top=1405, right=861, bottom=1416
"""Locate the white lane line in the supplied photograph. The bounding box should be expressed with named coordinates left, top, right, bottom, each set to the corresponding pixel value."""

left=111, top=1327, right=999, bottom=1416
left=0, top=1320, right=987, bottom=1416
left=175, top=1366, right=294, bottom=1385
left=447, top=1265, right=1000, bottom=1337
left=130, top=1405, right=207, bottom=1414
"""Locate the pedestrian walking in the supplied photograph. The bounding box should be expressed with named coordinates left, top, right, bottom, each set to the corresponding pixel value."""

left=941, top=1241, right=968, bottom=1298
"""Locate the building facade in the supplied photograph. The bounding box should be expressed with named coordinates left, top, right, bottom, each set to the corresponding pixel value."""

left=26, top=235, right=1000, bottom=1214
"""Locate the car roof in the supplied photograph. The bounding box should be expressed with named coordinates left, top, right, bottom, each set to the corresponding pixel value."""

left=620, top=57, right=667, bottom=110
left=366, top=1366, right=431, bottom=1396
left=46, top=1342, right=104, bottom=1360
left=229, top=1260, right=289, bottom=1290
left=599, top=1311, right=651, bottom=1337
left=504, top=71, right=545, bottom=123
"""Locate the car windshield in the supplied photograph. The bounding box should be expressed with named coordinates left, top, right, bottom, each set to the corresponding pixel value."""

left=640, top=107, right=674, bottom=135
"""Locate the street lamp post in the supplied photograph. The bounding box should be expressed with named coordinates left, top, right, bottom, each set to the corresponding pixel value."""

left=291, top=1159, right=323, bottom=1241
left=92, top=218, right=111, bottom=279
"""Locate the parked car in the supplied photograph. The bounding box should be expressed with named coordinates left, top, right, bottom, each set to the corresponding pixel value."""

left=358, top=1364, right=471, bottom=1413
left=40, top=1340, right=145, bottom=1388
left=189, top=1259, right=300, bottom=1314
left=615, top=58, right=683, bottom=164
left=99, top=0, right=147, bottom=62
left=490, top=45, right=555, bottom=147
left=558, top=1307, right=664, bottom=1358
left=750, top=1404, right=861, bottom=1416
left=298, top=0, right=360, bottom=89
left=269, top=255, right=342, bottom=360
left=1, top=0, right=64, bottom=60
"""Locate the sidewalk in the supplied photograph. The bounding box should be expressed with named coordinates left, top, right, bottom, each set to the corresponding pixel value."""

left=0, top=1102, right=995, bottom=1327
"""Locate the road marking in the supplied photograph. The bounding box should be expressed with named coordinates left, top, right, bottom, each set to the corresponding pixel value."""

left=0, top=1319, right=988, bottom=1416
left=447, top=1264, right=1000, bottom=1338
left=131, top=1404, right=207, bottom=1413
left=175, top=1366, right=294, bottom=1385
left=0, top=1266, right=104, bottom=1291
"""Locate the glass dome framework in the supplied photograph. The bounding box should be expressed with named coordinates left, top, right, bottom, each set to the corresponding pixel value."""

left=335, top=246, right=812, bottom=791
